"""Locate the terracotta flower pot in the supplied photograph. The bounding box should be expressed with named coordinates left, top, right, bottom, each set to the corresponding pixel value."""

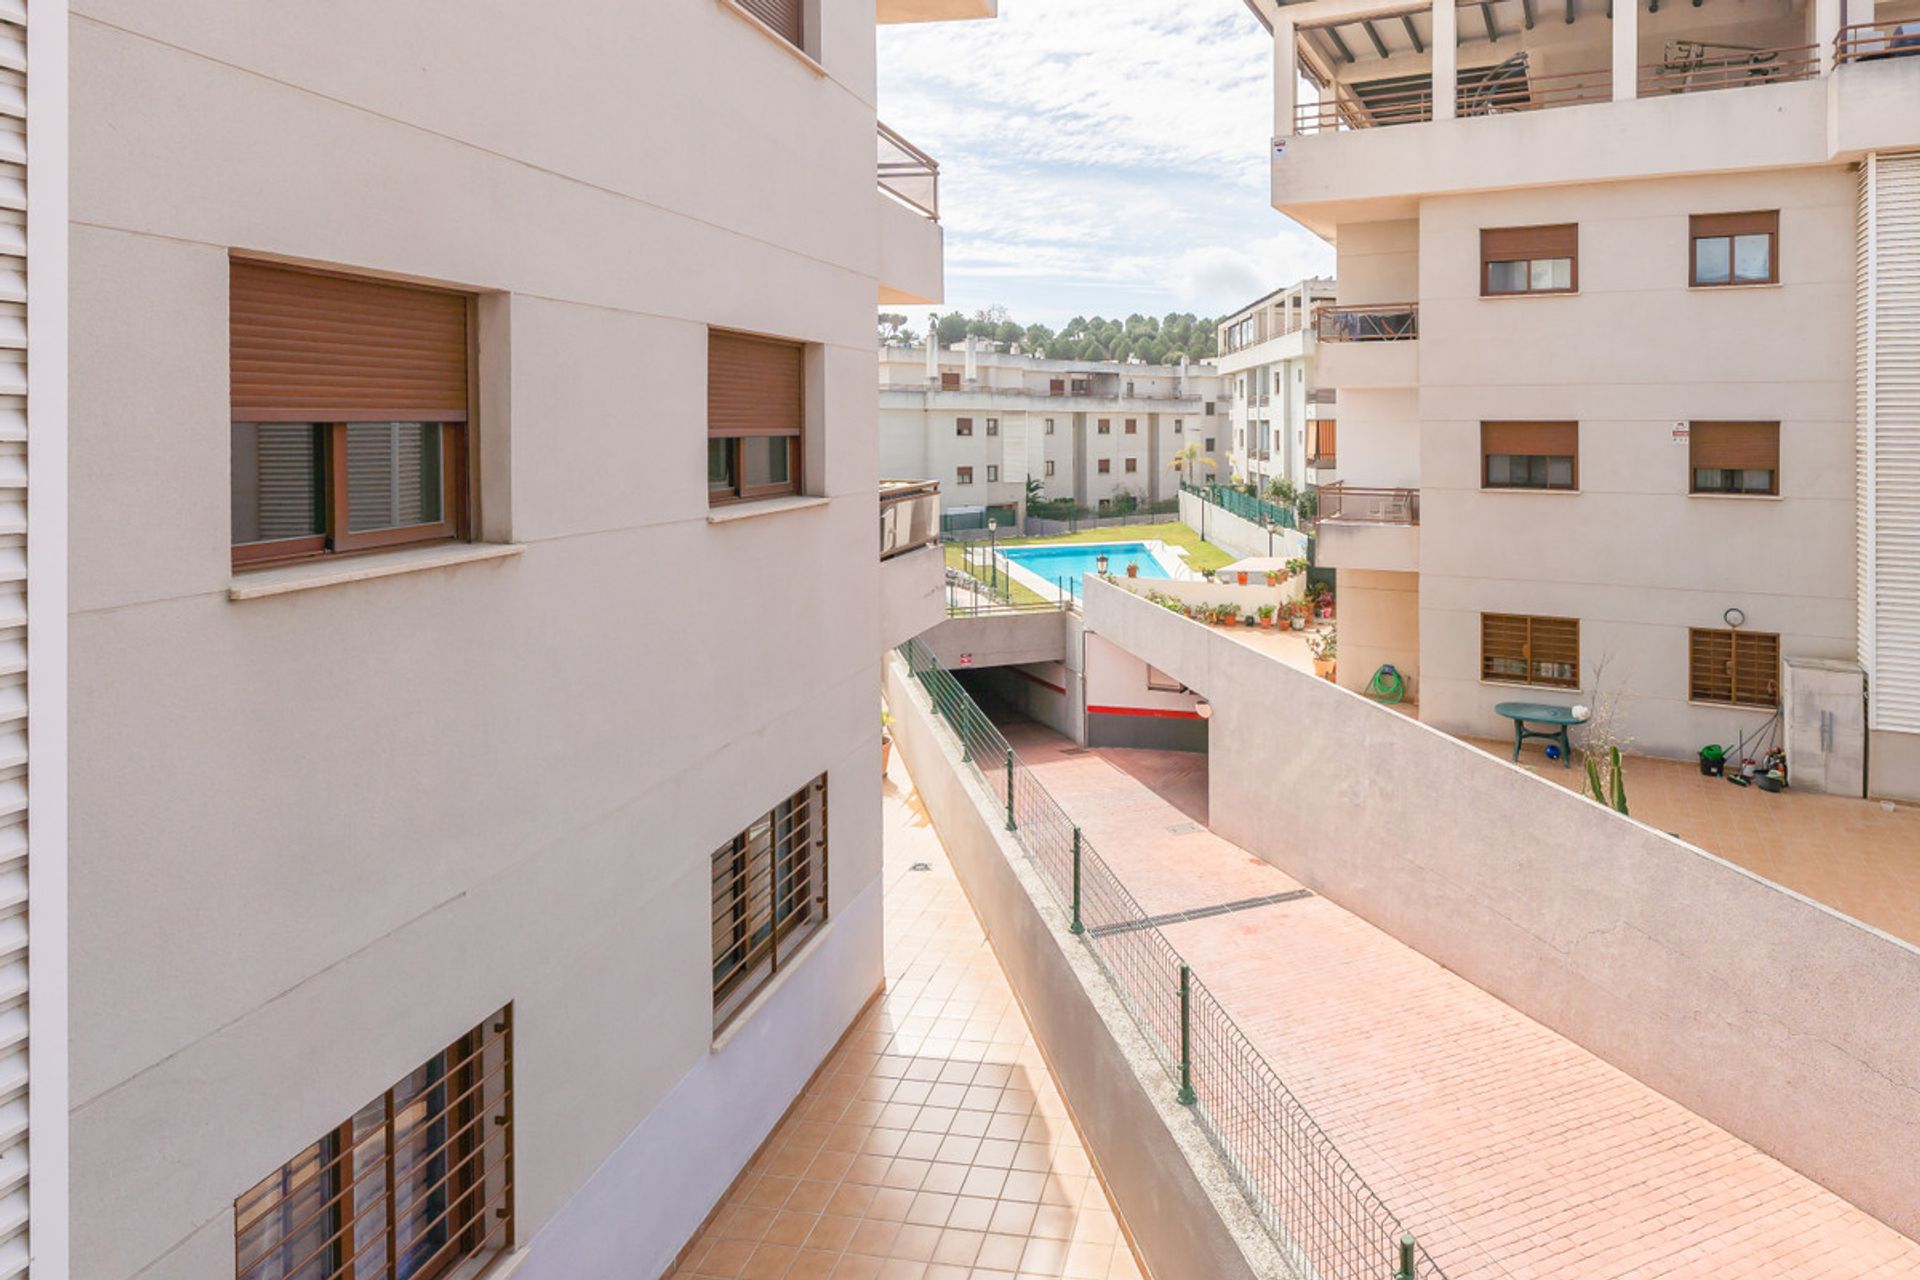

left=1313, top=657, right=1335, bottom=681
left=1126, top=565, right=1138, bottom=578
left=1237, top=572, right=1249, bottom=585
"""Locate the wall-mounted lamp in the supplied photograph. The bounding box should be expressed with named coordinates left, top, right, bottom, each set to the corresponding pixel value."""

left=1096, top=553, right=1110, bottom=576
left=1194, top=699, right=1213, bottom=720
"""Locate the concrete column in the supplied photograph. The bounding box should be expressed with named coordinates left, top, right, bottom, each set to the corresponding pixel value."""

left=963, top=334, right=977, bottom=383
left=925, top=318, right=938, bottom=383
left=1274, top=15, right=1298, bottom=138
left=1612, top=0, right=1639, bottom=101
left=1432, top=1, right=1458, bottom=120
left=1816, top=0, right=1842, bottom=73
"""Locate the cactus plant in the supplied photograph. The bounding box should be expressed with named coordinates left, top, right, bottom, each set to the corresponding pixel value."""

left=1585, top=745, right=1629, bottom=816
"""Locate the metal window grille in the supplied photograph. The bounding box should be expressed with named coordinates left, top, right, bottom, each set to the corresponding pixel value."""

left=234, top=1009, right=514, bottom=1280
left=1689, top=628, right=1780, bottom=708
left=711, top=775, right=828, bottom=1027
left=1481, top=613, right=1580, bottom=688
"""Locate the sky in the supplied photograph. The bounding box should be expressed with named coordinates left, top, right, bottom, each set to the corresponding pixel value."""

left=876, top=0, right=1333, bottom=332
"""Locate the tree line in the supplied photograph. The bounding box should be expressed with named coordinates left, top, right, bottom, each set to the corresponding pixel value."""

left=878, top=306, right=1224, bottom=365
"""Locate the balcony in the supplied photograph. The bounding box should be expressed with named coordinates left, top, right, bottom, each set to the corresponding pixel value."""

left=879, top=481, right=944, bottom=651
left=1315, top=303, right=1418, bottom=388
left=876, top=123, right=943, bottom=305
left=1314, top=482, right=1419, bottom=572
left=1318, top=482, right=1418, bottom=526
left=1315, top=302, right=1416, bottom=342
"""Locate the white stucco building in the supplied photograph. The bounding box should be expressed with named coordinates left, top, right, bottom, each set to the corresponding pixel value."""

left=1213, top=277, right=1338, bottom=495
left=1242, top=0, right=1920, bottom=798
left=20, top=0, right=976, bottom=1276
left=879, top=341, right=1226, bottom=518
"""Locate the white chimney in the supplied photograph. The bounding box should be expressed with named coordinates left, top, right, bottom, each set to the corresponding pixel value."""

left=964, top=334, right=978, bottom=383
left=926, top=317, right=938, bottom=383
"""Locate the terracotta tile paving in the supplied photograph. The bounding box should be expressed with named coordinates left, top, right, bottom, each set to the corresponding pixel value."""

left=1469, top=737, right=1920, bottom=949
left=1000, top=718, right=1920, bottom=1280
left=672, top=749, right=1143, bottom=1280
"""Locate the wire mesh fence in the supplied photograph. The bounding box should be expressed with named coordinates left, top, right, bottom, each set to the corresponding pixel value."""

left=895, top=636, right=1447, bottom=1280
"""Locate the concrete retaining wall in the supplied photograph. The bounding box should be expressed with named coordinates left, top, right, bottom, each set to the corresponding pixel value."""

left=1178, top=489, right=1310, bottom=564
left=1081, top=575, right=1920, bottom=1242
left=884, top=655, right=1292, bottom=1280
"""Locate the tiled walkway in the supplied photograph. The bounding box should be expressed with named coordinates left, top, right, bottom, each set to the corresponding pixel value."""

left=1472, top=738, right=1920, bottom=948
left=1003, top=719, right=1920, bottom=1280
left=672, top=750, right=1142, bottom=1280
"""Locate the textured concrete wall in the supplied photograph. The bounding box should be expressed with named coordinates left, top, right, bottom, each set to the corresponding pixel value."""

left=1082, top=576, right=1920, bottom=1241
left=1178, top=490, right=1311, bottom=564
left=923, top=610, right=1069, bottom=669
left=884, top=656, right=1293, bottom=1280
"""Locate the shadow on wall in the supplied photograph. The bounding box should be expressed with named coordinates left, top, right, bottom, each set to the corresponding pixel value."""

left=1078, top=575, right=1920, bottom=1244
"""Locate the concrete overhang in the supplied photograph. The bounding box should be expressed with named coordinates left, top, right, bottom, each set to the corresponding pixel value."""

left=877, top=0, right=996, bottom=22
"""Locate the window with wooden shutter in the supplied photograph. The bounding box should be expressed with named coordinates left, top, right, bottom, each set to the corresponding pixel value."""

left=941, top=371, right=960, bottom=390
left=1482, top=421, right=1578, bottom=490
left=1308, top=419, right=1337, bottom=465
left=235, top=1008, right=514, bottom=1280
left=230, top=261, right=470, bottom=567
left=955, top=417, right=973, bottom=437
left=1481, top=224, right=1578, bottom=295
left=956, top=466, right=973, bottom=485
left=1125, top=419, right=1137, bottom=434
left=1690, top=628, right=1780, bottom=707
left=1689, top=421, right=1779, bottom=495
left=708, top=329, right=804, bottom=504
left=1049, top=378, right=1065, bottom=397
left=1097, top=459, right=1111, bottom=474
left=1691, top=211, right=1777, bottom=286
left=712, top=775, right=827, bottom=1028
left=733, top=0, right=803, bottom=49
left=1097, top=419, right=1111, bottom=435
left=1481, top=613, right=1580, bottom=688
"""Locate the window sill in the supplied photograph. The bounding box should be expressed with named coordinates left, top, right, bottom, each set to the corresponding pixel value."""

left=1479, top=678, right=1585, bottom=694
left=1480, top=291, right=1580, bottom=300
left=713, top=0, right=827, bottom=77
left=229, top=542, right=524, bottom=601
left=1687, top=491, right=1783, bottom=501
left=711, top=918, right=835, bottom=1053
left=707, top=494, right=831, bottom=525
left=1687, top=699, right=1780, bottom=713
left=1688, top=281, right=1782, bottom=292
left=1478, top=487, right=1581, bottom=496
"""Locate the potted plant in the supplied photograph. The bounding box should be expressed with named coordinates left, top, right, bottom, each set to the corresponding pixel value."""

left=1290, top=602, right=1307, bottom=631
left=1201, top=567, right=1216, bottom=582
left=1236, top=569, right=1249, bottom=585
left=881, top=710, right=896, bottom=778
left=1258, top=604, right=1276, bottom=629
left=1286, top=556, right=1309, bottom=579
left=1264, top=570, right=1281, bottom=587
left=1310, top=629, right=1337, bottom=681
left=1126, top=561, right=1139, bottom=579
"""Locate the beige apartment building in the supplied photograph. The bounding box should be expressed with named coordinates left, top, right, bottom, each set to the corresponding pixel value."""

left=1244, top=0, right=1920, bottom=798
left=1214, top=277, right=1338, bottom=494
left=27, top=0, right=976, bottom=1276
left=878, top=339, right=1225, bottom=518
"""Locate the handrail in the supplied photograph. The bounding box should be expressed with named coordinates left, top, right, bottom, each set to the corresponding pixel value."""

left=877, top=120, right=939, bottom=221
left=1315, top=302, right=1418, bottom=343
left=1296, top=83, right=1432, bottom=134
left=1835, top=22, right=1920, bottom=64
left=1461, top=64, right=1610, bottom=114
left=1317, top=481, right=1419, bottom=527
left=1639, top=41, right=1820, bottom=94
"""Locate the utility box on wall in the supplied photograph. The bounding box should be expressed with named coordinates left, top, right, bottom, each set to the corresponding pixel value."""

left=1782, top=658, right=1866, bottom=797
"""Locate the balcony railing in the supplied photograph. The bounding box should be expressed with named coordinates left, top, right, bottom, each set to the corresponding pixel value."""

left=1639, top=41, right=1820, bottom=95
left=1835, top=23, right=1920, bottom=64
left=878, top=122, right=939, bottom=221
left=880, top=480, right=941, bottom=560
left=1315, top=303, right=1418, bottom=342
left=1297, top=84, right=1431, bottom=134
left=1317, top=482, right=1419, bottom=526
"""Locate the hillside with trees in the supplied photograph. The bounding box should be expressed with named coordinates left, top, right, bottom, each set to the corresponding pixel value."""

left=878, top=306, right=1223, bottom=364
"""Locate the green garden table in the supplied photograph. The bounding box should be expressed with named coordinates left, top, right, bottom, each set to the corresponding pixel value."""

left=1494, top=701, right=1586, bottom=767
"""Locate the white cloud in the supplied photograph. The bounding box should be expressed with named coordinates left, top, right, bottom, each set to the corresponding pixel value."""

left=878, top=0, right=1332, bottom=325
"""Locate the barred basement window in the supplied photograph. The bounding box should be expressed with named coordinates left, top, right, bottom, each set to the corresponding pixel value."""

left=234, top=1009, right=514, bottom=1280
left=712, top=775, right=828, bottom=1028
left=1690, top=628, right=1780, bottom=708
left=1481, top=613, right=1580, bottom=688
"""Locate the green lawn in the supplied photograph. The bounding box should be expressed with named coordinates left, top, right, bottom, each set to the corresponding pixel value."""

left=944, top=520, right=1236, bottom=599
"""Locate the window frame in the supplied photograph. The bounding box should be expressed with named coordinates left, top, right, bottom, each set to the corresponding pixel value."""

left=1480, top=613, right=1581, bottom=689
left=1097, top=458, right=1111, bottom=474
left=711, top=775, right=828, bottom=1029
left=1124, top=457, right=1137, bottom=473
left=1044, top=460, right=1055, bottom=477
left=1097, top=419, right=1112, bottom=435
left=955, top=417, right=973, bottom=437
left=1689, top=420, right=1780, bottom=496
left=1044, top=418, right=1055, bottom=434
left=956, top=466, right=973, bottom=485
left=1689, top=627, right=1780, bottom=708
left=1124, top=419, right=1138, bottom=435
left=1481, top=224, right=1579, bottom=297
left=986, top=465, right=1000, bottom=483
left=708, top=328, right=806, bottom=507
left=1690, top=211, right=1778, bottom=288
left=985, top=418, right=999, bottom=436
left=1480, top=421, right=1579, bottom=492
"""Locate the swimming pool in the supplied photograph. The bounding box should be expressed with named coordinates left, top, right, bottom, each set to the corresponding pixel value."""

left=998, top=541, right=1180, bottom=600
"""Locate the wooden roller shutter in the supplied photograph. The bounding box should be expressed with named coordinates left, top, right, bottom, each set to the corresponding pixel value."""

left=1690, top=628, right=1780, bottom=707
left=230, top=261, right=469, bottom=422
left=941, top=371, right=960, bottom=390
left=1690, top=422, right=1778, bottom=471
left=1691, top=210, right=1778, bottom=239
left=1481, top=421, right=1577, bottom=456
left=735, top=0, right=803, bottom=47
left=1481, top=224, right=1578, bottom=262
left=708, top=330, right=803, bottom=438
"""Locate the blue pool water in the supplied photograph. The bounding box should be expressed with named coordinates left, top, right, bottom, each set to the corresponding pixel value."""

left=998, top=541, right=1170, bottom=598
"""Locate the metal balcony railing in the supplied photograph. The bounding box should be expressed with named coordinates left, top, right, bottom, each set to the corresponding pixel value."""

left=880, top=480, right=941, bottom=560
left=1835, top=22, right=1920, bottom=63
left=877, top=121, right=939, bottom=221
left=1640, top=41, right=1820, bottom=95
left=1317, top=482, right=1419, bottom=527
left=1315, top=303, right=1418, bottom=343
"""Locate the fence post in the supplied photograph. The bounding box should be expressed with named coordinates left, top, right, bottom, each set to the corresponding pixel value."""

left=1177, top=964, right=1196, bottom=1105
left=958, top=696, right=971, bottom=763
left=1394, top=1234, right=1415, bottom=1280
left=1069, top=828, right=1084, bottom=934
left=1004, top=749, right=1017, bottom=831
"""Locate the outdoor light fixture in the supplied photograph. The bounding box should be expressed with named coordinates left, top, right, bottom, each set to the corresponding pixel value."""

left=1096, top=553, right=1109, bottom=575
left=987, top=518, right=998, bottom=532
left=1195, top=699, right=1213, bottom=720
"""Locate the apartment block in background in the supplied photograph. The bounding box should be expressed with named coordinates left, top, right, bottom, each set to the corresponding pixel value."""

left=1214, top=276, right=1338, bottom=494
left=1245, top=0, right=1920, bottom=797
left=880, top=339, right=1225, bottom=518
left=53, top=0, right=976, bottom=1277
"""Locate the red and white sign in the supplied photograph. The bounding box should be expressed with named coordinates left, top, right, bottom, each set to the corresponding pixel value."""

left=958, top=653, right=973, bottom=667
left=1671, top=421, right=1690, bottom=446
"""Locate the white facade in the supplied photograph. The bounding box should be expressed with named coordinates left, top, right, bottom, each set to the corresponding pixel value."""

left=1248, top=0, right=1920, bottom=798
left=1213, top=277, right=1337, bottom=494
left=879, top=342, right=1226, bottom=515
left=57, top=1, right=975, bottom=1277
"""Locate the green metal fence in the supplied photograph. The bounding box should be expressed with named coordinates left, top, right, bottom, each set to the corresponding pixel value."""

left=895, top=636, right=1444, bottom=1280
left=1182, top=480, right=1298, bottom=531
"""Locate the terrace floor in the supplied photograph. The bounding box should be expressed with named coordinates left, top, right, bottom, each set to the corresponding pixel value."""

left=672, top=750, right=1142, bottom=1280
left=994, top=715, right=1920, bottom=1280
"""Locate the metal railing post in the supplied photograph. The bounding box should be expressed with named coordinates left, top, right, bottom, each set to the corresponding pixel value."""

left=1004, top=749, right=1017, bottom=831
left=1069, top=828, right=1084, bottom=934
left=1394, top=1234, right=1416, bottom=1280
left=1177, top=964, right=1196, bottom=1105
left=958, top=696, right=971, bottom=763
